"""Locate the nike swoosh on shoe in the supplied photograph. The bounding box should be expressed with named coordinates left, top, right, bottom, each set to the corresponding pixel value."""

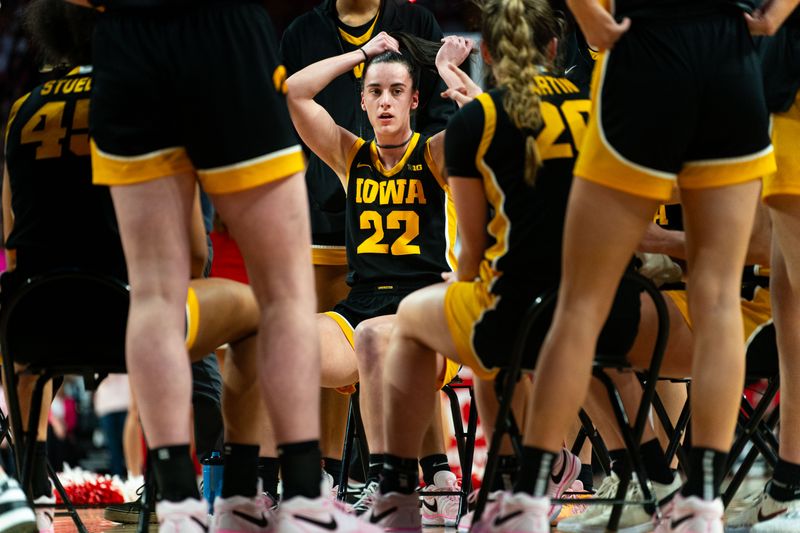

left=493, top=510, right=523, bottom=527
left=294, top=514, right=337, bottom=530
left=369, top=507, right=398, bottom=524
left=232, top=510, right=269, bottom=528
left=758, top=508, right=788, bottom=522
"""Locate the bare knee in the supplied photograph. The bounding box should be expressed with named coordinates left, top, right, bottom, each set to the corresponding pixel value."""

left=354, top=320, right=393, bottom=372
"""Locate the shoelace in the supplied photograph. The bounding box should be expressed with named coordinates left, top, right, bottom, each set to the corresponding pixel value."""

left=352, top=483, right=379, bottom=512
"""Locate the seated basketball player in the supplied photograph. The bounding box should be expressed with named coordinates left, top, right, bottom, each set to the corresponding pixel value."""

left=365, top=0, right=642, bottom=530
left=285, top=32, right=469, bottom=522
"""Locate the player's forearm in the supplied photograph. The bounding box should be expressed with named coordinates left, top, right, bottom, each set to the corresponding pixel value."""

left=286, top=51, right=365, bottom=103
left=638, top=223, right=686, bottom=260
left=64, top=0, right=93, bottom=6
left=762, top=0, right=800, bottom=28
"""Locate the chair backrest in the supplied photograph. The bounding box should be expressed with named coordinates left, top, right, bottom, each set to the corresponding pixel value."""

left=0, top=270, right=129, bottom=371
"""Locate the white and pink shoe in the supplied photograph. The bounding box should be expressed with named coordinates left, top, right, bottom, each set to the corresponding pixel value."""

left=212, top=492, right=274, bottom=533
left=547, top=448, right=582, bottom=521
left=420, top=471, right=461, bottom=527
left=654, top=493, right=723, bottom=533
left=277, top=495, right=382, bottom=533
left=156, top=498, right=209, bottom=533
left=470, top=492, right=550, bottom=533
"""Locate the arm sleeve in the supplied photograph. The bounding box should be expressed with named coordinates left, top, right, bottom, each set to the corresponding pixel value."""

left=445, top=101, right=484, bottom=179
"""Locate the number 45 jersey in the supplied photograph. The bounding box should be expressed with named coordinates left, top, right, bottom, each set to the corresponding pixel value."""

left=4, top=67, right=126, bottom=279
left=344, top=132, right=457, bottom=287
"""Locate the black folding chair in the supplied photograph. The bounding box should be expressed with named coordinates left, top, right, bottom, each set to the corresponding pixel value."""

left=472, top=272, right=671, bottom=532
left=0, top=269, right=153, bottom=533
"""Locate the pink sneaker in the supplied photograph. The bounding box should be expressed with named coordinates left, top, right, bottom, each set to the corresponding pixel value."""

left=655, top=493, right=723, bottom=533
left=33, top=495, right=54, bottom=533
left=366, top=491, right=421, bottom=532
left=547, top=448, right=582, bottom=521
left=471, top=492, right=550, bottom=533
left=156, top=498, right=209, bottom=533
left=421, top=471, right=461, bottom=527
left=458, top=491, right=505, bottom=533
left=276, top=495, right=382, bottom=533
left=212, top=492, right=274, bottom=533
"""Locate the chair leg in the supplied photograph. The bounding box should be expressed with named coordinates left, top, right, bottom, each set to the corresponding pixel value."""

left=138, top=453, right=155, bottom=533
left=3, top=362, right=26, bottom=488
left=461, top=386, right=478, bottom=505
left=350, top=395, right=370, bottom=483
left=577, top=409, right=611, bottom=476
left=337, top=395, right=358, bottom=502
left=21, top=375, right=49, bottom=497
left=47, top=460, right=88, bottom=533
left=722, top=407, right=780, bottom=507
left=472, top=372, right=523, bottom=524
left=442, top=384, right=475, bottom=519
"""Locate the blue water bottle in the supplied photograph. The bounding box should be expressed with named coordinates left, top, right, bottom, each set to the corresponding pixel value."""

left=201, top=451, right=224, bottom=514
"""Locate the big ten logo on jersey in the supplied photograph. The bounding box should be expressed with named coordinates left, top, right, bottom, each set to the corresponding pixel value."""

left=20, top=97, right=90, bottom=160
left=355, top=177, right=427, bottom=256
left=532, top=76, right=590, bottom=162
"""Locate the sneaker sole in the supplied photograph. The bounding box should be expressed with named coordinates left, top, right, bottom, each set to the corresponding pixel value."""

left=0, top=508, right=37, bottom=533
left=580, top=521, right=655, bottom=533
left=103, top=509, right=159, bottom=524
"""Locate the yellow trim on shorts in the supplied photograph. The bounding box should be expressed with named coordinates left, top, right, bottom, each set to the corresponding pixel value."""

left=91, top=140, right=195, bottom=186
left=437, top=359, right=461, bottom=389
left=197, top=145, right=305, bottom=195
left=345, top=138, right=367, bottom=187
left=574, top=52, right=676, bottom=201
left=185, top=286, right=200, bottom=351
left=324, top=311, right=358, bottom=395
left=369, top=133, right=420, bottom=177
left=665, top=287, right=772, bottom=345
left=312, top=246, right=348, bottom=266
left=424, top=140, right=458, bottom=271
left=444, top=281, right=499, bottom=381
left=680, top=146, right=775, bottom=190
left=764, top=90, right=800, bottom=199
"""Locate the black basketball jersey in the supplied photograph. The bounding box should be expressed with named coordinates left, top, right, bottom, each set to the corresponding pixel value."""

left=445, top=77, right=591, bottom=294
left=614, top=0, right=754, bottom=17
left=344, top=133, right=456, bottom=286
left=4, top=67, right=127, bottom=280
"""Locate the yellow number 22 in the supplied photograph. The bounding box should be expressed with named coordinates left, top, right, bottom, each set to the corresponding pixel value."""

left=357, top=210, right=421, bottom=255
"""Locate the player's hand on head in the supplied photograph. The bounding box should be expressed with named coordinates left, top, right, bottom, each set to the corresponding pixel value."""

left=441, top=271, right=457, bottom=284
left=361, top=31, right=400, bottom=58
left=436, top=35, right=474, bottom=69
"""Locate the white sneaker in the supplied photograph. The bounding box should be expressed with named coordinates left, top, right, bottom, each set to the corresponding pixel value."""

left=212, top=493, right=273, bottom=533
left=351, top=481, right=379, bottom=516
left=457, top=490, right=503, bottom=533
left=276, top=496, right=381, bottom=533
left=32, top=496, right=54, bottom=533
left=752, top=508, right=800, bottom=532
left=548, top=448, right=582, bottom=521
left=0, top=478, right=35, bottom=533
left=470, top=492, right=550, bottom=533
left=156, top=498, right=210, bottom=533
left=421, top=471, right=461, bottom=527
left=577, top=476, right=682, bottom=533
left=655, top=494, right=723, bottom=533
left=558, top=472, right=622, bottom=532
left=726, top=486, right=800, bottom=532
left=366, top=492, right=421, bottom=531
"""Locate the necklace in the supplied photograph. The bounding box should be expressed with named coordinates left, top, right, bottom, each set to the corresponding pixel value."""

left=375, top=133, right=413, bottom=150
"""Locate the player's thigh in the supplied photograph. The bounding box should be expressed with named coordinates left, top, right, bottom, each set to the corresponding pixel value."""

left=318, top=313, right=359, bottom=388
left=187, top=278, right=259, bottom=358
left=395, top=283, right=458, bottom=361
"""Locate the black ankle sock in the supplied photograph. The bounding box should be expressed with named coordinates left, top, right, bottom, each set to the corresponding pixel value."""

left=768, top=459, right=800, bottom=502
left=641, top=439, right=675, bottom=485
left=578, top=464, right=593, bottom=492
left=32, top=441, right=51, bottom=499
left=368, top=454, right=385, bottom=484
left=323, top=457, right=342, bottom=486
left=151, top=445, right=201, bottom=502
left=609, top=448, right=627, bottom=478
left=257, top=457, right=280, bottom=498
left=514, top=446, right=557, bottom=497
left=277, top=440, right=322, bottom=500
left=420, top=454, right=450, bottom=486
left=491, top=455, right=519, bottom=492
left=221, top=444, right=259, bottom=498
left=681, top=447, right=727, bottom=499
left=379, top=455, right=419, bottom=495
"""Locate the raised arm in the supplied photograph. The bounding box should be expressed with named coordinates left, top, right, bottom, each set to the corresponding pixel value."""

left=746, top=0, right=800, bottom=35
left=285, top=32, right=399, bottom=184
left=427, top=36, right=475, bottom=171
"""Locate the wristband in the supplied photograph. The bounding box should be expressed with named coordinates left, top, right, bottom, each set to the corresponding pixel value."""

left=359, top=48, right=369, bottom=62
